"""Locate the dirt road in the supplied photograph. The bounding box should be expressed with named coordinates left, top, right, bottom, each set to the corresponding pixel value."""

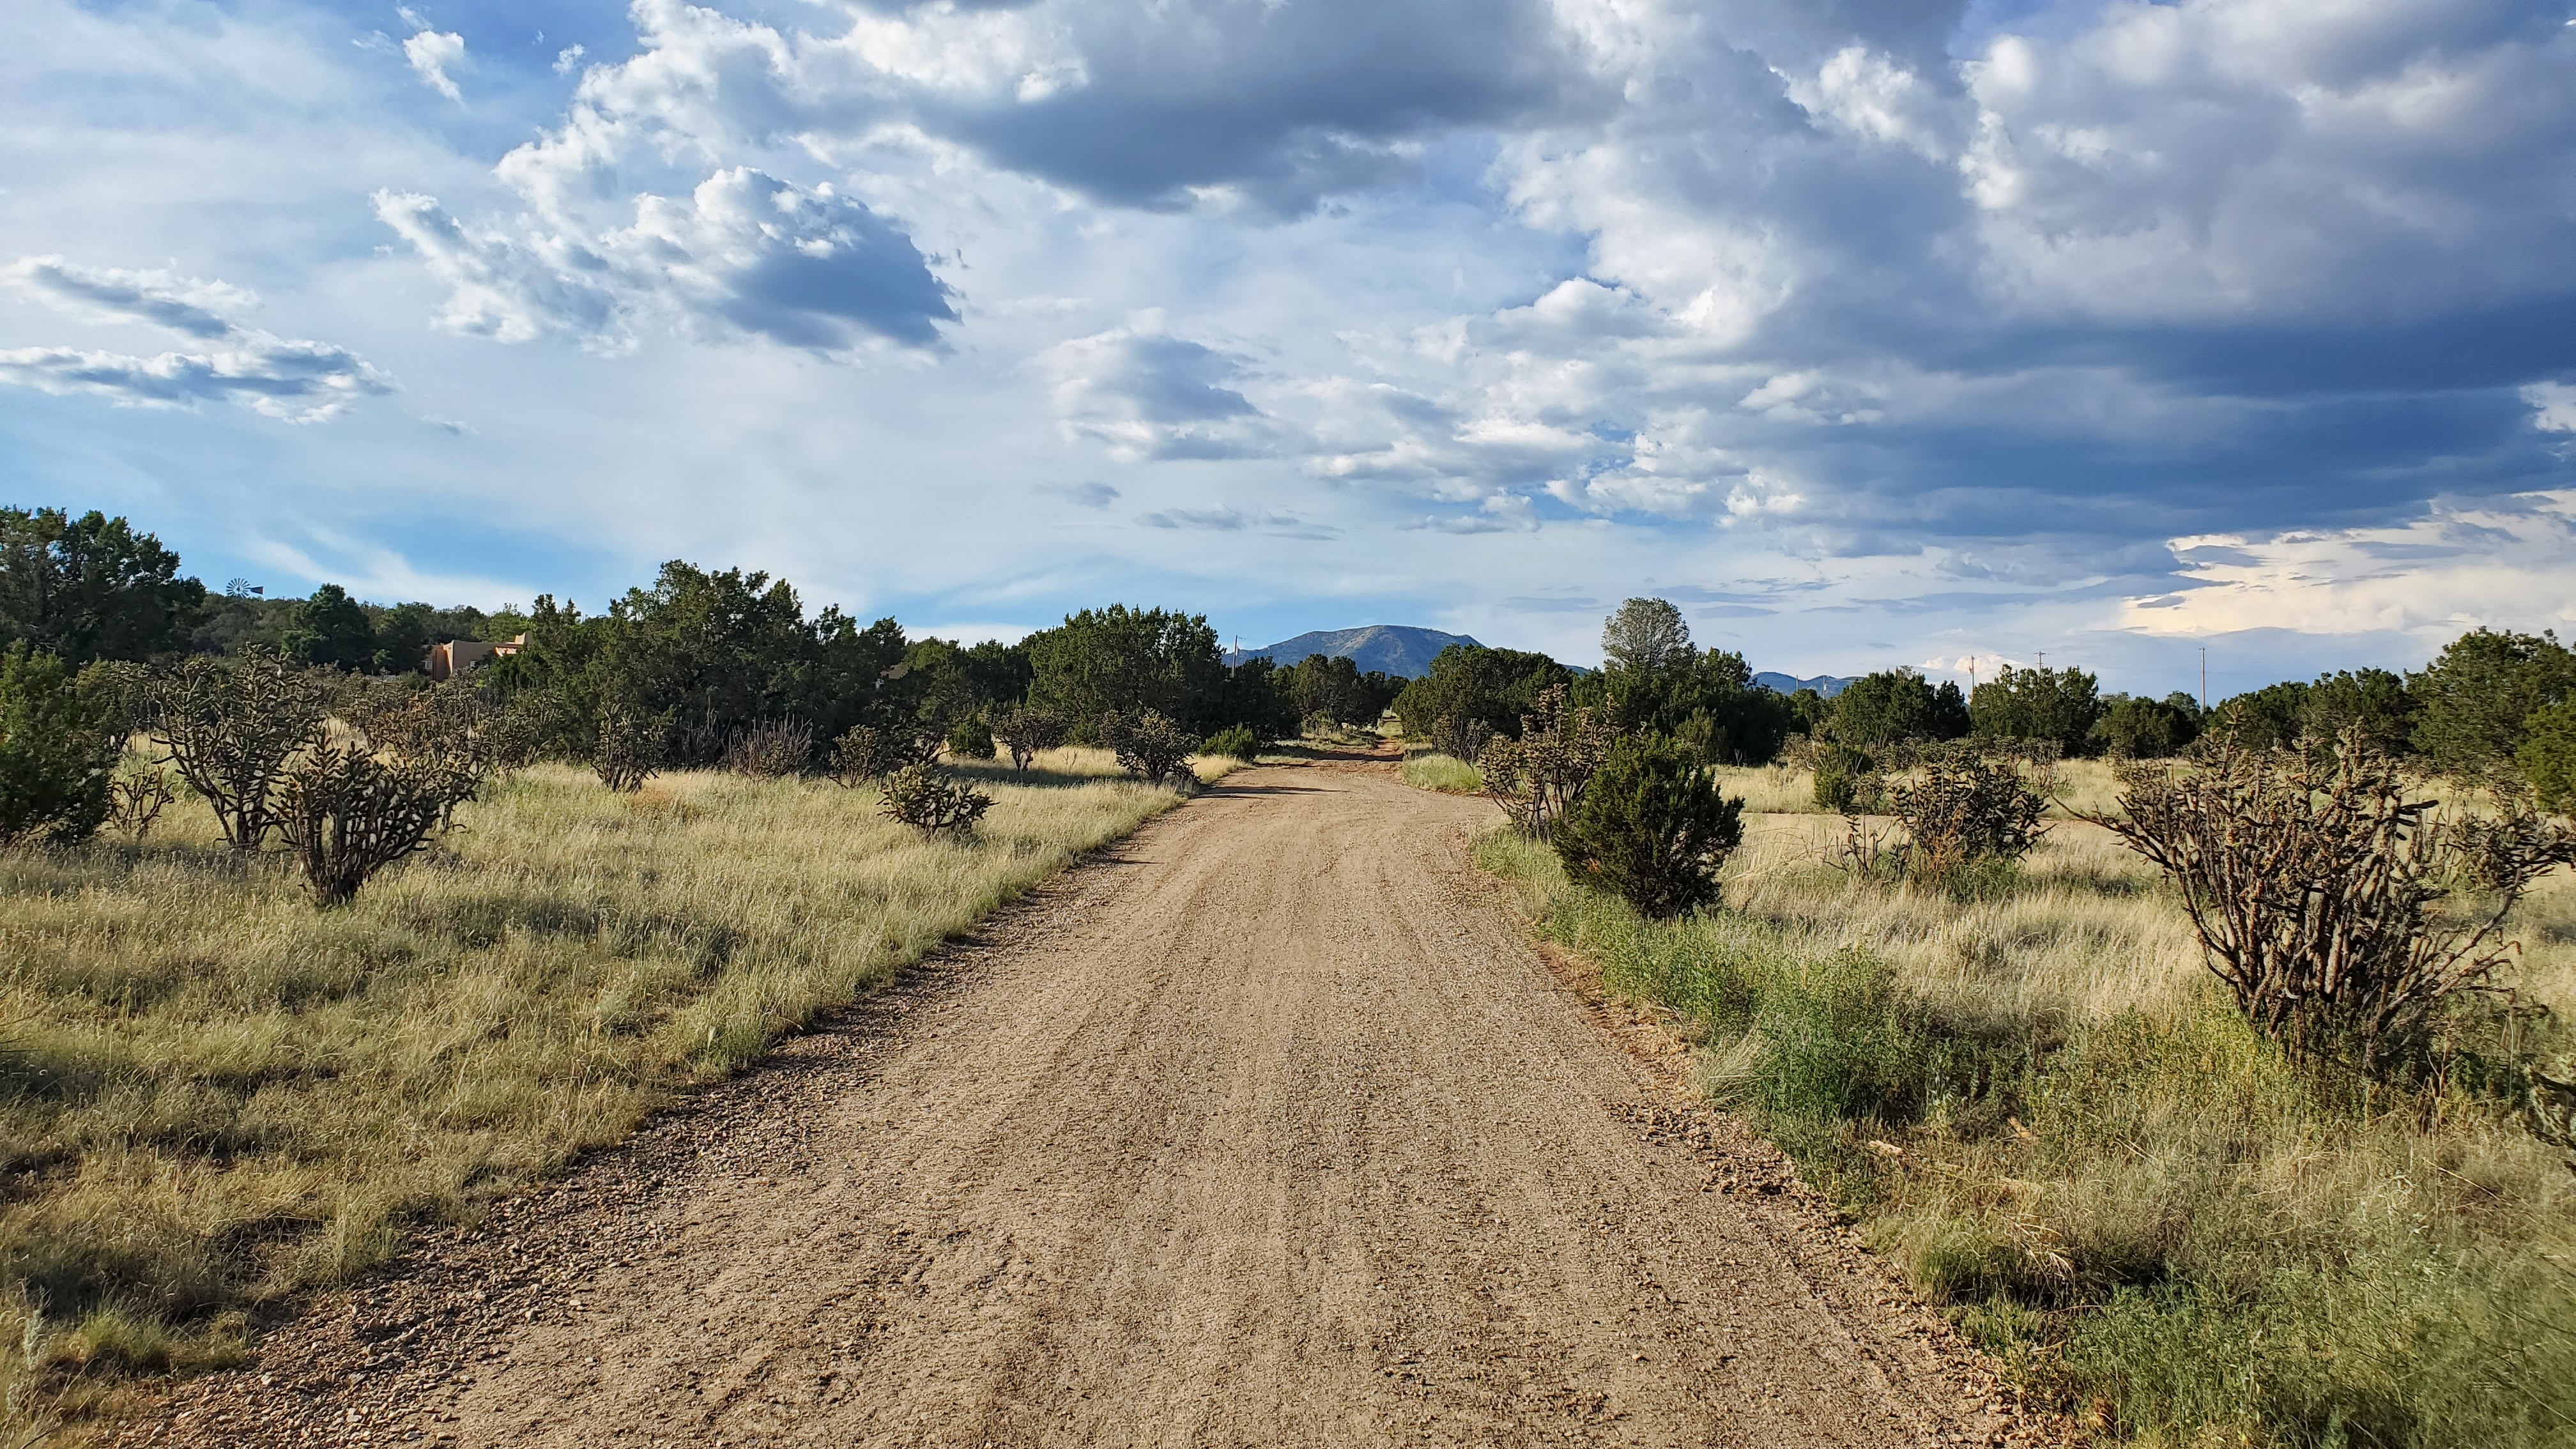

left=144, top=760, right=2034, bottom=1448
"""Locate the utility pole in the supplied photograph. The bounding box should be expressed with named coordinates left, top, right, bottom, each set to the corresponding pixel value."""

left=2200, top=646, right=2207, bottom=714
left=2035, top=651, right=2044, bottom=670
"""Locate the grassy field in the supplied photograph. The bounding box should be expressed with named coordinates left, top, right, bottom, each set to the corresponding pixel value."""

left=0, top=747, right=1202, bottom=1437
left=1483, top=811, right=2576, bottom=1448
left=1400, top=750, right=1482, bottom=793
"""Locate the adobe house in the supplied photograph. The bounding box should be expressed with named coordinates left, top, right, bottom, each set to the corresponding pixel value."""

left=424, top=634, right=525, bottom=681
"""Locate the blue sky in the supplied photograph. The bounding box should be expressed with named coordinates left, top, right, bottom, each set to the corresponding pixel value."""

left=3, top=0, right=2572, bottom=694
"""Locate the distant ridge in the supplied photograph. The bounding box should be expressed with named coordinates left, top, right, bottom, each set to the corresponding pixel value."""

left=1225, top=625, right=1480, bottom=679
left=1754, top=671, right=1856, bottom=698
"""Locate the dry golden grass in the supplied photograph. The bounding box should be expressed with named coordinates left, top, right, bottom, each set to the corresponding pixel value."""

left=0, top=748, right=1187, bottom=1436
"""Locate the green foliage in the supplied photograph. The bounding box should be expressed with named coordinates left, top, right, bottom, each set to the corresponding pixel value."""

left=2303, top=667, right=2414, bottom=753
left=142, top=652, right=327, bottom=850
left=878, top=763, right=992, bottom=834
left=2519, top=701, right=2576, bottom=814
left=943, top=715, right=997, bottom=760
left=1830, top=669, right=1969, bottom=748
left=1812, top=741, right=1878, bottom=811
left=2214, top=678, right=2311, bottom=751
left=2410, top=628, right=2576, bottom=779
left=0, top=507, right=208, bottom=665
left=1552, top=733, right=1745, bottom=918
left=1478, top=837, right=2576, bottom=1449
left=280, top=583, right=376, bottom=671
left=1393, top=643, right=1572, bottom=746
left=1023, top=606, right=1225, bottom=742
left=1970, top=664, right=2102, bottom=753
left=1100, top=709, right=1198, bottom=787
left=2093, top=693, right=2200, bottom=758
left=1282, top=652, right=1400, bottom=726
left=1202, top=724, right=1261, bottom=762
left=0, top=645, right=123, bottom=845
left=1599, top=597, right=1694, bottom=673
left=1217, top=655, right=1303, bottom=740
left=1576, top=643, right=1794, bottom=767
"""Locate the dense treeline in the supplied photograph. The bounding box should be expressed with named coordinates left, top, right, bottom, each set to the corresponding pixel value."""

left=5, top=505, right=2573, bottom=808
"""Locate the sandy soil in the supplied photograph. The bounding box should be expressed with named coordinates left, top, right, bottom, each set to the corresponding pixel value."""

left=135, top=756, right=2047, bottom=1448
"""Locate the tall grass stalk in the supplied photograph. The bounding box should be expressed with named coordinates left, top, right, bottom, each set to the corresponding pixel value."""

left=0, top=749, right=1183, bottom=1432
left=1480, top=817, right=2576, bottom=1448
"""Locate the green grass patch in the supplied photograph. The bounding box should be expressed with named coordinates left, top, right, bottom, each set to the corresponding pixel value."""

left=1476, top=829, right=2576, bottom=1449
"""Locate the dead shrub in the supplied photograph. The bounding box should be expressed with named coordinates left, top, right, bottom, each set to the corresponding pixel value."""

left=878, top=762, right=992, bottom=834
left=272, top=742, right=452, bottom=905
left=594, top=710, right=661, bottom=794
left=106, top=762, right=177, bottom=842
left=142, top=652, right=326, bottom=850
left=1429, top=712, right=1494, bottom=764
left=2096, top=730, right=2576, bottom=1071
left=723, top=718, right=813, bottom=779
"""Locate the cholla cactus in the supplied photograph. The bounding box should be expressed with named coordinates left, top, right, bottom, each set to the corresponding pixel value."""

left=879, top=763, right=992, bottom=834
left=989, top=707, right=1067, bottom=772
left=272, top=741, right=450, bottom=905
left=142, top=650, right=326, bottom=850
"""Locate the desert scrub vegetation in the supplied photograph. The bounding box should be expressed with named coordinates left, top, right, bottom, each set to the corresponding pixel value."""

left=0, top=749, right=1184, bottom=1436
left=1479, top=810, right=2576, bottom=1448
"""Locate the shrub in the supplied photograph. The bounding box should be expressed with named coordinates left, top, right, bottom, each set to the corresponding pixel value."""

left=724, top=717, right=815, bottom=778
left=271, top=742, right=452, bottom=905
left=944, top=715, right=997, bottom=760
left=0, top=645, right=123, bottom=845
left=142, top=650, right=326, bottom=850
left=594, top=709, right=661, bottom=794
left=2518, top=700, right=2576, bottom=814
left=989, top=707, right=1068, bottom=772
left=1885, top=753, right=2048, bottom=884
left=1202, top=724, right=1260, bottom=762
left=1100, top=709, right=1198, bottom=787
left=878, top=762, right=992, bottom=834
left=2096, top=730, right=2576, bottom=1072
left=1812, top=741, right=1878, bottom=812
left=106, top=761, right=177, bottom=841
left=1428, top=712, right=1494, bottom=763
left=1479, top=682, right=1617, bottom=840
left=349, top=679, right=517, bottom=822
left=1552, top=733, right=1745, bottom=918
left=829, top=723, right=937, bottom=785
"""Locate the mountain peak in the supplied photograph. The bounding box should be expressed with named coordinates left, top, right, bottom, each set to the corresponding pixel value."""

left=1224, top=625, right=1481, bottom=678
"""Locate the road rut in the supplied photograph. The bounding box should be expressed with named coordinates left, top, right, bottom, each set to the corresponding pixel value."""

left=144, top=760, right=2032, bottom=1448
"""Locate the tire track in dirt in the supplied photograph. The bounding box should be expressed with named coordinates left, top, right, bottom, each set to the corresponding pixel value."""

left=136, top=759, right=2048, bottom=1448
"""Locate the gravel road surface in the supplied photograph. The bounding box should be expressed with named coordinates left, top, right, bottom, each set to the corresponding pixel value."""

left=139, top=757, right=2043, bottom=1448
